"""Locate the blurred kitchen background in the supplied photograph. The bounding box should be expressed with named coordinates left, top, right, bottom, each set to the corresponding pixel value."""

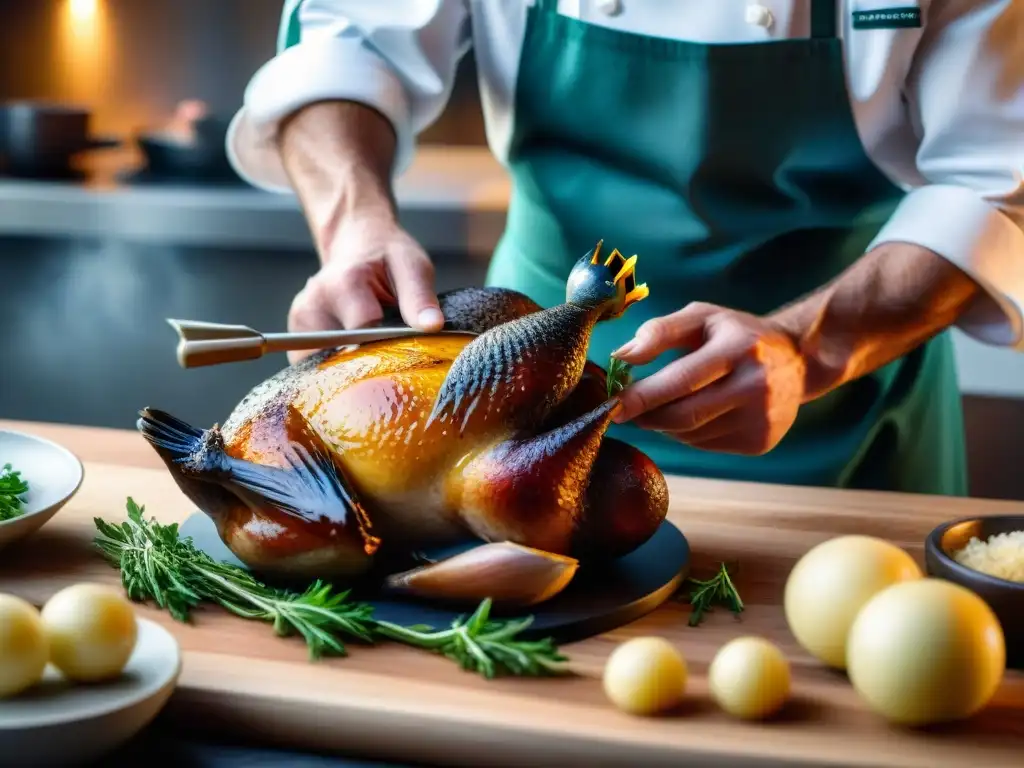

left=1, top=0, right=1021, bottom=499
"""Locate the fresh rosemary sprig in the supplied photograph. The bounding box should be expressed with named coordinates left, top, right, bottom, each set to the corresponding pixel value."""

left=376, top=602, right=566, bottom=679
left=607, top=356, right=634, bottom=397
left=94, top=498, right=568, bottom=677
left=684, top=562, right=744, bottom=627
left=93, top=499, right=375, bottom=659
left=0, top=463, right=30, bottom=522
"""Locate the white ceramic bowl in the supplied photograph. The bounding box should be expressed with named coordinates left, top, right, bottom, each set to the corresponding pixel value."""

left=0, top=617, right=181, bottom=767
left=0, top=429, right=85, bottom=552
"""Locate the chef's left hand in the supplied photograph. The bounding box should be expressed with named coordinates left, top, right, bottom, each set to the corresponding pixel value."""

left=611, top=303, right=807, bottom=455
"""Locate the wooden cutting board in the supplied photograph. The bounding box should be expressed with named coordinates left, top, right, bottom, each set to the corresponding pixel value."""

left=1, top=420, right=1022, bottom=767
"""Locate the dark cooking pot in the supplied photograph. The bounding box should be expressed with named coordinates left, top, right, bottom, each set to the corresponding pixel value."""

left=0, top=101, right=122, bottom=178
left=136, top=115, right=238, bottom=181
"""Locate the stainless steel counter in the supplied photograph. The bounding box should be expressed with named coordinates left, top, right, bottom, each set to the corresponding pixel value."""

left=0, top=147, right=510, bottom=257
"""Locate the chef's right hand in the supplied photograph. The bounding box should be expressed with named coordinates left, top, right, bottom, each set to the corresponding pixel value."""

left=287, top=213, right=444, bottom=363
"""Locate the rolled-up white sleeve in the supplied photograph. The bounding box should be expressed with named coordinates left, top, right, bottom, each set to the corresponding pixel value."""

left=227, top=0, right=471, bottom=193
left=867, top=0, right=1024, bottom=349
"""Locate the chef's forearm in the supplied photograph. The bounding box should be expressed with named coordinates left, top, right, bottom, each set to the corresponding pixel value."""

left=277, top=100, right=399, bottom=259
left=769, top=243, right=981, bottom=402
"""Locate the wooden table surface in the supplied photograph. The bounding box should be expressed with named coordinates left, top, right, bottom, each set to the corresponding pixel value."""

left=1, top=419, right=1022, bottom=768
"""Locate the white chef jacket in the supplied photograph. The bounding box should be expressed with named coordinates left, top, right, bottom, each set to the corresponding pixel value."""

left=227, top=0, right=1024, bottom=350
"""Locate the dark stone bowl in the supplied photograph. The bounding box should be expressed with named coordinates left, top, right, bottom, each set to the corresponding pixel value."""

left=924, top=515, right=1024, bottom=670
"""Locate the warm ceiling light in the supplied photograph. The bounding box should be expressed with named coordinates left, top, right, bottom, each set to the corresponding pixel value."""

left=69, top=0, right=97, bottom=21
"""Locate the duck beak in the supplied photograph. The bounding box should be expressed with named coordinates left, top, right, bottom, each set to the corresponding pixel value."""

left=624, top=283, right=650, bottom=307
left=604, top=247, right=625, bottom=269
left=604, top=253, right=648, bottom=318
left=613, top=254, right=637, bottom=284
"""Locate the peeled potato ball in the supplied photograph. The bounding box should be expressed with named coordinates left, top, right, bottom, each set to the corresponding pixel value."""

left=708, top=637, right=791, bottom=720
left=784, top=535, right=921, bottom=669
left=41, top=583, right=138, bottom=683
left=0, top=594, right=49, bottom=699
left=846, top=579, right=1005, bottom=726
left=603, top=637, right=687, bottom=716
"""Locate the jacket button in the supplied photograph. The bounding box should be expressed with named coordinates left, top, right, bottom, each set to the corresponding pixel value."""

left=596, top=0, right=623, bottom=17
left=745, top=3, right=774, bottom=28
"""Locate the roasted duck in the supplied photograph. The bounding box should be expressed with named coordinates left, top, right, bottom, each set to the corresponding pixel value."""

left=139, top=243, right=668, bottom=606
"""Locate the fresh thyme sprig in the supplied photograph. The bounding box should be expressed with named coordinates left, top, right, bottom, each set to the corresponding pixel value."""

left=94, top=498, right=568, bottom=677
left=0, top=463, right=30, bottom=522
left=607, top=356, right=634, bottom=397
left=684, top=562, right=744, bottom=627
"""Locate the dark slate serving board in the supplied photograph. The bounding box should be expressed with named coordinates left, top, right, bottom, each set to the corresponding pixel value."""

left=178, top=514, right=690, bottom=643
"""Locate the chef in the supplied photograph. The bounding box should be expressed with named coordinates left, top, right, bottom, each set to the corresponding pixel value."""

left=226, top=0, right=1023, bottom=496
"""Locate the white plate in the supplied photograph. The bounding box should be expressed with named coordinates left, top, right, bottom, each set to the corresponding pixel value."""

left=0, top=617, right=181, bottom=767
left=0, top=429, right=84, bottom=551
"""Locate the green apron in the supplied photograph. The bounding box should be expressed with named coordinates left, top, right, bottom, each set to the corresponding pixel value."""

left=486, top=0, right=967, bottom=496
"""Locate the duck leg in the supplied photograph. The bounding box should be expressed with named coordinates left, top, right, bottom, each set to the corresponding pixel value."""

left=450, top=393, right=667, bottom=560
left=379, top=399, right=622, bottom=607
left=573, top=437, right=669, bottom=560
left=537, top=366, right=670, bottom=559
left=346, top=390, right=666, bottom=609
left=454, top=399, right=621, bottom=554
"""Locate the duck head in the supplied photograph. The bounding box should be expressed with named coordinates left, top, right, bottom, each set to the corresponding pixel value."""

left=565, top=240, right=649, bottom=320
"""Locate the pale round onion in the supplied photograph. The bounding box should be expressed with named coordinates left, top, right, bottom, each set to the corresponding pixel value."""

left=603, top=637, right=687, bottom=716
left=846, top=579, right=1005, bottom=726
left=784, top=535, right=922, bottom=669
left=708, top=636, right=791, bottom=720
left=0, top=593, right=49, bottom=699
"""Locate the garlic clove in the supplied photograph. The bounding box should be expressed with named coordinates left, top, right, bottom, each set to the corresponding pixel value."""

left=384, top=542, right=579, bottom=607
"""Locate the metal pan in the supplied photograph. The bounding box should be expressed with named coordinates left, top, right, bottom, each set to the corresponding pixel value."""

left=135, top=115, right=237, bottom=181
left=0, top=101, right=122, bottom=178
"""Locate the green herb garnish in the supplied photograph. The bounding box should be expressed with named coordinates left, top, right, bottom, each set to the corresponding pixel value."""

left=607, top=356, right=634, bottom=397
left=94, top=498, right=567, bottom=677
left=0, top=463, right=30, bottom=521
left=375, top=604, right=566, bottom=678
left=684, top=562, right=744, bottom=627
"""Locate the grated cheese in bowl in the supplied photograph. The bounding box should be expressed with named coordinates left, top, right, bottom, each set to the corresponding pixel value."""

left=953, top=530, right=1024, bottom=583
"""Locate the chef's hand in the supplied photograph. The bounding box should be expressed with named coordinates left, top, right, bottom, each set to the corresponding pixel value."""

left=278, top=101, right=445, bottom=363
left=287, top=213, right=444, bottom=363
left=611, top=303, right=806, bottom=455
